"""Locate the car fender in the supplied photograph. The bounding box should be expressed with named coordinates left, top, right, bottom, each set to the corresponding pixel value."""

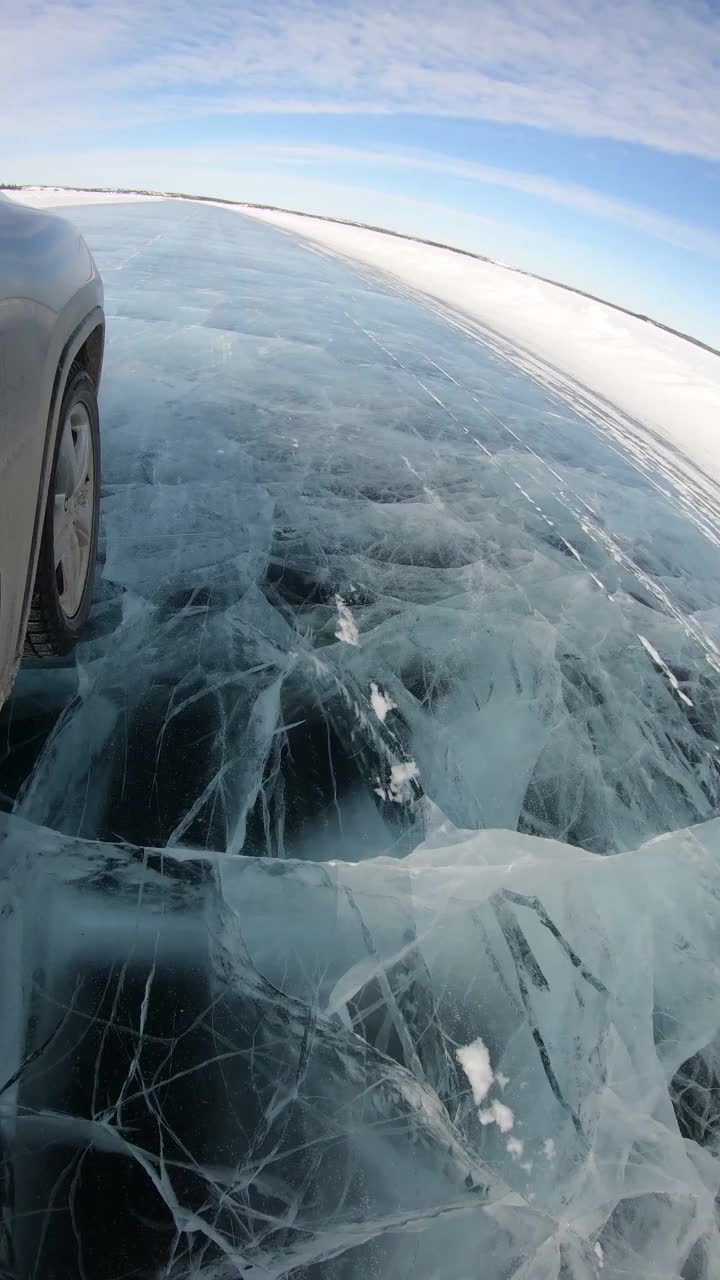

left=0, top=199, right=104, bottom=702
left=14, top=300, right=105, bottom=666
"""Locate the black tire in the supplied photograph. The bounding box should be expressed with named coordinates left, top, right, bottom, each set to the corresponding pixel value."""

left=24, top=364, right=101, bottom=658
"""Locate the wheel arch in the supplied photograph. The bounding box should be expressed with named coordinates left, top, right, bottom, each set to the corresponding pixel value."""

left=72, top=320, right=105, bottom=391
left=15, top=307, right=104, bottom=668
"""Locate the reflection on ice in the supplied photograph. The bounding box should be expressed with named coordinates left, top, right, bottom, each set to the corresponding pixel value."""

left=2, top=202, right=720, bottom=1276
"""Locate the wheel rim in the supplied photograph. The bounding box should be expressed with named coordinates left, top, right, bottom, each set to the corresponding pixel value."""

left=53, top=401, right=94, bottom=620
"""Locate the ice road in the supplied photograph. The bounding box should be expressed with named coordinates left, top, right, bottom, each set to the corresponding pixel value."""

left=2, top=199, right=720, bottom=1279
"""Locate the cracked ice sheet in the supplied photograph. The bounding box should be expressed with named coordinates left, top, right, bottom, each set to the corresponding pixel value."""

left=3, top=202, right=720, bottom=855
left=2, top=807, right=720, bottom=1277
left=238, top=204, right=720, bottom=503
left=1, top=202, right=720, bottom=1274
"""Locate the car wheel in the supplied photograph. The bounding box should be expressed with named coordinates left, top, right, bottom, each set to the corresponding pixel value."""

left=24, top=363, right=101, bottom=658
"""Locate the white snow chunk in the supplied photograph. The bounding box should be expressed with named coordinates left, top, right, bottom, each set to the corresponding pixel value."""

left=388, top=761, right=419, bottom=802
left=543, top=1137, right=556, bottom=1161
left=375, top=761, right=420, bottom=804
left=594, top=1242, right=604, bottom=1268
left=506, top=1137, right=524, bottom=1158
left=496, top=1071, right=510, bottom=1090
left=456, top=1037, right=494, bottom=1104
left=369, top=682, right=396, bottom=723
left=478, top=1100, right=515, bottom=1132
left=334, top=595, right=359, bottom=646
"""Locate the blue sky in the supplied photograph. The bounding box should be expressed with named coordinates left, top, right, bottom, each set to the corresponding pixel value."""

left=3, top=0, right=719, bottom=344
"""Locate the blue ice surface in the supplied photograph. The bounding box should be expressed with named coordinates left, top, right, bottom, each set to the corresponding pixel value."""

left=2, top=200, right=720, bottom=1278
left=6, top=198, right=720, bottom=853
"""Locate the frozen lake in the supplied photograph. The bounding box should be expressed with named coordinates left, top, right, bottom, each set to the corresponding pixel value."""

left=2, top=200, right=720, bottom=1278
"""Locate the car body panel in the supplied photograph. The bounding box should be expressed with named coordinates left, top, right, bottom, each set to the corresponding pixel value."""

left=0, top=196, right=104, bottom=705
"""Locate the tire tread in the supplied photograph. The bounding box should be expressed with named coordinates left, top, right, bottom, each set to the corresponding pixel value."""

left=23, top=362, right=99, bottom=659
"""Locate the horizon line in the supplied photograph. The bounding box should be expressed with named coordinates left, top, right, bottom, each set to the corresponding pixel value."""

left=4, top=181, right=718, bottom=359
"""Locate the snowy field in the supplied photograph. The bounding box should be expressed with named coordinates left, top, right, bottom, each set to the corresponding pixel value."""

left=3, top=185, right=164, bottom=207
left=2, top=195, right=720, bottom=1278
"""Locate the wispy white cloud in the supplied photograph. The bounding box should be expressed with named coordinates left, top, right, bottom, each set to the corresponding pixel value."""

left=263, top=143, right=720, bottom=258
left=2, top=0, right=719, bottom=160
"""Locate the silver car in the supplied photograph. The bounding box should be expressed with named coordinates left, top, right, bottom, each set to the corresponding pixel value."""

left=0, top=194, right=104, bottom=706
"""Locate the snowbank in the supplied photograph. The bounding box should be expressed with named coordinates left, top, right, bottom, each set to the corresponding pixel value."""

left=238, top=206, right=720, bottom=488
left=3, top=186, right=164, bottom=208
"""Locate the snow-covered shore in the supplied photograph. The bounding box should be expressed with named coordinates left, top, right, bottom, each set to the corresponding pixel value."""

left=3, top=186, right=164, bottom=208
left=237, top=205, right=720, bottom=490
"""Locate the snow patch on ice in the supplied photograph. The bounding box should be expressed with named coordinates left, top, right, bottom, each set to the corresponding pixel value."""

left=478, top=1099, right=515, bottom=1133
left=456, top=1037, right=494, bottom=1104
left=334, top=594, right=360, bottom=646
left=374, top=761, right=420, bottom=804
left=369, top=682, right=396, bottom=723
